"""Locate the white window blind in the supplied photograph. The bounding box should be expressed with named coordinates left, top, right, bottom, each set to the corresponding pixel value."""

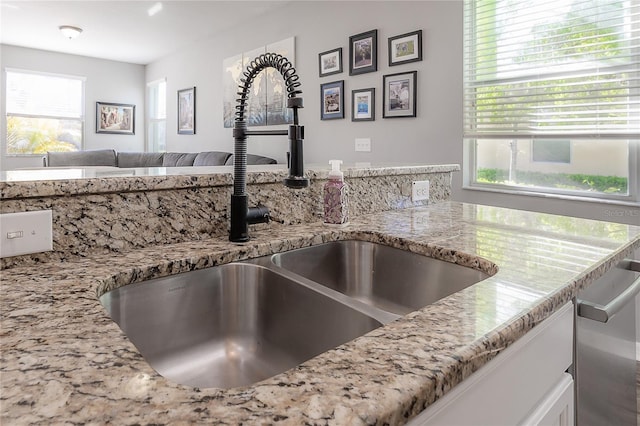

left=6, top=70, right=84, bottom=119
left=147, top=78, right=166, bottom=121
left=463, top=0, right=640, bottom=139
left=146, top=78, right=166, bottom=152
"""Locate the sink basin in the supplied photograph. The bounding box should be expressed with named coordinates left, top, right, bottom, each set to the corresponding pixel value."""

left=271, top=240, right=490, bottom=315
left=99, top=263, right=382, bottom=389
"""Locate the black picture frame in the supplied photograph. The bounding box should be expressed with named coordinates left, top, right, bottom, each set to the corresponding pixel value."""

left=388, top=30, right=423, bottom=66
left=319, top=47, right=343, bottom=77
left=351, top=88, right=375, bottom=122
left=177, top=87, right=196, bottom=134
left=320, top=80, right=345, bottom=120
left=349, top=29, right=377, bottom=75
left=96, top=102, right=135, bottom=135
left=383, top=71, right=417, bottom=118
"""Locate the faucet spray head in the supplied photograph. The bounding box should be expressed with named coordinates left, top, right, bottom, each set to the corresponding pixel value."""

left=284, top=122, right=309, bottom=189
left=284, top=96, right=309, bottom=188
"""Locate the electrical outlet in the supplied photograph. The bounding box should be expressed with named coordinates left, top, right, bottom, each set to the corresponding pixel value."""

left=412, top=180, right=430, bottom=202
left=0, top=210, right=53, bottom=258
left=355, top=138, right=371, bottom=152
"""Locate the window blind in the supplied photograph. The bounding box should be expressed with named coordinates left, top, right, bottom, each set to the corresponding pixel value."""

left=147, top=78, right=167, bottom=120
left=6, top=70, right=84, bottom=119
left=146, top=79, right=167, bottom=152
left=463, top=0, right=640, bottom=139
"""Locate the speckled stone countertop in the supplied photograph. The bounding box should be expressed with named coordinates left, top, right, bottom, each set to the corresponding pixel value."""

left=2, top=202, right=639, bottom=425
left=0, top=163, right=459, bottom=199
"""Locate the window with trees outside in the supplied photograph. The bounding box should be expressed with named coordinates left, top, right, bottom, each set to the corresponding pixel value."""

left=463, top=0, right=639, bottom=202
left=5, top=70, right=85, bottom=156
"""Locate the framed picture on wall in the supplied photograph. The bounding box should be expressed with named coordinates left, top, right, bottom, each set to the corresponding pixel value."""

left=96, top=102, right=135, bottom=134
left=352, top=88, right=375, bottom=122
left=383, top=71, right=417, bottom=118
left=319, top=47, right=343, bottom=77
left=349, top=29, right=377, bottom=75
left=178, top=87, right=196, bottom=134
left=388, top=30, right=423, bottom=66
left=320, top=80, right=344, bottom=120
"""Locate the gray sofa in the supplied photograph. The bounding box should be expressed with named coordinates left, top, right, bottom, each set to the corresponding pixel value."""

left=43, top=149, right=277, bottom=168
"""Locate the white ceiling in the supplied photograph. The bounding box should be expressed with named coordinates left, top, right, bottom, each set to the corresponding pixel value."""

left=0, top=1, right=289, bottom=64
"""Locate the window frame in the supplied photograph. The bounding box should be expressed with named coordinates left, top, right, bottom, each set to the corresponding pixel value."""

left=462, top=0, right=639, bottom=205
left=464, top=139, right=639, bottom=204
left=5, top=68, right=86, bottom=157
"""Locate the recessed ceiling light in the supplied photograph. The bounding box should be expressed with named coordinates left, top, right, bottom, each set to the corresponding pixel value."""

left=59, top=25, right=83, bottom=39
left=148, top=2, right=163, bottom=17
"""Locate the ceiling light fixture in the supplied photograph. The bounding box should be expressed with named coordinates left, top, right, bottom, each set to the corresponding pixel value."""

left=59, top=25, right=83, bottom=39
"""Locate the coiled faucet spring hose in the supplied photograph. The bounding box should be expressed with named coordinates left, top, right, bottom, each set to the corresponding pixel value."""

left=233, top=53, right=302, bottom=196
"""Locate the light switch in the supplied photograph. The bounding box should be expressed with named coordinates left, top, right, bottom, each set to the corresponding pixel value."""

left=0, top=210, right=53, bottom=258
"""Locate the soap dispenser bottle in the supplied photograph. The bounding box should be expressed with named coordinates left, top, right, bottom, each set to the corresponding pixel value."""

left=324, top=160, right=349, bottom=224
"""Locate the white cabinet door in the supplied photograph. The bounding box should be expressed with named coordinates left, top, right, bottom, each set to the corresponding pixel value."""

left=408, top=303, right=573, bottom=426
left=518, top=373, right=574, bottom=426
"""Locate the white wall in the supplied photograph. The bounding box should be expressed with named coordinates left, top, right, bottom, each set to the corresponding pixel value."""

left=0, top=44, right=145, bottom=170
left=145, top=0, right=462, bottom=168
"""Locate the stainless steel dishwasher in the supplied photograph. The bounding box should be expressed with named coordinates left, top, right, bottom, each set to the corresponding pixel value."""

left=575, top=248, right=639, bottom=425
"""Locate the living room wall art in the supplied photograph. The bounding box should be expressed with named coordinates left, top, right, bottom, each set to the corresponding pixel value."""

left=177, top=87, right=196, bottom=135
left=222, top=37, right=296, bottom=128
left=96, top=102, right=135, bottom=135
left=319, top=47, right=343, bottom=77
left=352, top=88, right=375, bottom=122
left=383, top=71, right=417, bottom=118
left=388, top=30, right=423, bottom=66
left=349, top=29, right=377, bottom=75
left=321, top=80, right=345, bottom=120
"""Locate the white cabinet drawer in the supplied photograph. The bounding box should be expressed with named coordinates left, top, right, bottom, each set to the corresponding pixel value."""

left=408, top=303, right=573, bottom=426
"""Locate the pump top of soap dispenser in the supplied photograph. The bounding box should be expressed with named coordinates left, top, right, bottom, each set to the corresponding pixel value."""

left=328, top=159, right=344, bottom=180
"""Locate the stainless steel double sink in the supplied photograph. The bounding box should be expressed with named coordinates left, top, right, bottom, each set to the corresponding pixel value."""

left=99, top=240, right=491, bottom=389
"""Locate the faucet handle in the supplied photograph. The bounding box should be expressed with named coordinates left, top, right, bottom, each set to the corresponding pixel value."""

left=247, top=205, right=270, bottom=224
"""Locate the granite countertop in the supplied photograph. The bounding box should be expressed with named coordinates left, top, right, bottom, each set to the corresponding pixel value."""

left=2, top=201, right=639, bottom=425
left=0, top=163, right=459, bottom=199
